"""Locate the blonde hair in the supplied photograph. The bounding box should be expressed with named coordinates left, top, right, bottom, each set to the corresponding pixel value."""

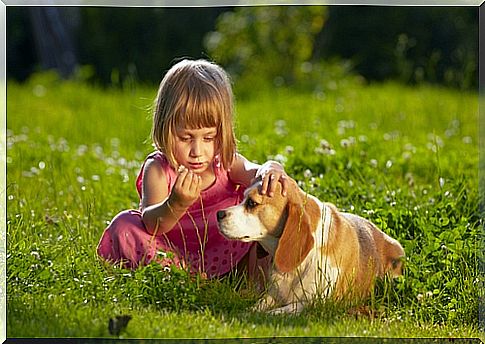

left=152, top=59, right=237, bottom=170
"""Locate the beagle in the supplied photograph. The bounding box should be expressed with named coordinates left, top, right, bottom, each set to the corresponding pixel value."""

left=217, top=177, right=404, bottom=314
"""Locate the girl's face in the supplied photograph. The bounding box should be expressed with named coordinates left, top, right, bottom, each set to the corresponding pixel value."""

left=173, top=126, right=218, bottom=174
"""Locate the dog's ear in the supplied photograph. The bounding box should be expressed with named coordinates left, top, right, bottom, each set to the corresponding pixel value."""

left=382, top=238, right=405, bottom=277
left=274, top=186, right=320, bottom=273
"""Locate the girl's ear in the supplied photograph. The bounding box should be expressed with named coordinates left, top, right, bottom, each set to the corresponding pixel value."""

left=274, top=188, right=320, bottom=273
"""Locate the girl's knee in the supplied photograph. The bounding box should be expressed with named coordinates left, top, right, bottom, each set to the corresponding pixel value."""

left=98, top=210, right=145, bottom=256
left=107, top=210, right=144, bottom=234
left=112, top=209, right=142, bottom=223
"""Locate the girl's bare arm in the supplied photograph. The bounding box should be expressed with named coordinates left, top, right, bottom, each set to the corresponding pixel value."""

left=229, top=153, right=288, bottom=197
left=140, top=159, right=200, bottom=235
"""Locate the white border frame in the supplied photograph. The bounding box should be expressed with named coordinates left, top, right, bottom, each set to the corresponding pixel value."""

left=0, top=2, right=483, bottom=343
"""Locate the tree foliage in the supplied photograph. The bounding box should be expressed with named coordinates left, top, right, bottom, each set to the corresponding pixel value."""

left=7, top=6, right=478, bottom=90
left=205, top=6, right=328, bottom=87
left=76, top=7, right=225, bottom=85
left=314, top=7, right=477, bottom=89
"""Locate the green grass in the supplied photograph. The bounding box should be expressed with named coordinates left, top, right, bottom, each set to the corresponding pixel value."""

left=6, top=71, right=482, bottom=339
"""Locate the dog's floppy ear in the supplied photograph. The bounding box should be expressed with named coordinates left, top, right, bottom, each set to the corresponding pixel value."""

left=274, top=184, right=320, bottom=273
left=382, top=237, right=405, bottom=277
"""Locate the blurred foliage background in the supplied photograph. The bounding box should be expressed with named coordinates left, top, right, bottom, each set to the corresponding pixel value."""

left=7, top=6, right=478, bottom=90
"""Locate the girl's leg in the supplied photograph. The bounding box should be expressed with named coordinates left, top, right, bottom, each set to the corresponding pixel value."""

left=97, top=209, right=181, bottom=269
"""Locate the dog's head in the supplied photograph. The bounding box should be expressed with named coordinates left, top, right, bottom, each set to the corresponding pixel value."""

left=217, top=177, right=321, bottom=273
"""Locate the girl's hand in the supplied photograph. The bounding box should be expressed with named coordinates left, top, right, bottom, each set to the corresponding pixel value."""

left=254, top=161, right=288, bottom=197
left=168, top=165, right=202, bottom=210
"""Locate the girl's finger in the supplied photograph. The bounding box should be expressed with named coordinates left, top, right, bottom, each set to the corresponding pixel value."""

left=184, top=170, right=196, bottom=189
left=261, top=173, right=270, bottom=195
left=279, top=175, right=288, bottom=196
left=194, top=175, right=202, bottom=193
left=188, top=172, right=199, bottom=192
left=267, top=173, right=278, bottom=197
left=175, top=167, right=189, bottom=187
left=262, top=173, right=276, bottom=196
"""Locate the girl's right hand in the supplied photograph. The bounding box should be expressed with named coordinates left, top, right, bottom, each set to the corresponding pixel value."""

left=168, top=165, right=202, bottom=210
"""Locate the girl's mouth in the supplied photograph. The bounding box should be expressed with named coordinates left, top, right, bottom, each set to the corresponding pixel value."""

left=189, top=162, right=205, bottom=170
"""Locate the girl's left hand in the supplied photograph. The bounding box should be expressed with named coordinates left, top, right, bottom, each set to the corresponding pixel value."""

left=254, top=161, right=288, bottom=197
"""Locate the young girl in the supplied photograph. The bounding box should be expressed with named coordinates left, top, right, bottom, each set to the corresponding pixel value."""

left=97, top=59, right=288, bottom=279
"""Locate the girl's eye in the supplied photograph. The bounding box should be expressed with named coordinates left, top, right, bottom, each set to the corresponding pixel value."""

left=204, top=137, right=215, bottom=142
left=246, top=198, right=258, bottom=209
left=180, top=136, right=191, bottom=142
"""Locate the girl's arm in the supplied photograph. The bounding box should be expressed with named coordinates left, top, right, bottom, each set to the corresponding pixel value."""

left=229, top=153, right=288, bottom=197
left=141, top=159, right=201, bottom=235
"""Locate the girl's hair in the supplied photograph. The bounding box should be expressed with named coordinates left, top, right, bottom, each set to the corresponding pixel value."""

left=152, top=59, right=237, bottom=170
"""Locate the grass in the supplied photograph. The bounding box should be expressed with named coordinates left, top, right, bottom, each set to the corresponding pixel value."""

left=6, top=71, right=482, bottom=339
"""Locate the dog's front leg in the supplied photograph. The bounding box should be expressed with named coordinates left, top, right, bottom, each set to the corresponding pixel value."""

left=268, top=302, right=304, bottom=315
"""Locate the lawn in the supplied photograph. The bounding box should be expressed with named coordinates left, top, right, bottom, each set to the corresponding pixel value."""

left=6, top=72, right=482, bottom=339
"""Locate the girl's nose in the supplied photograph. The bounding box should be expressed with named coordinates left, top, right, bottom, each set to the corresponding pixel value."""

left=190, top=141, right=202, bottom=156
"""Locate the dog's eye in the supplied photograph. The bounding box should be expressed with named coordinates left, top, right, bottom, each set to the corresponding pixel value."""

left=246, top=198, right=258, bottom=209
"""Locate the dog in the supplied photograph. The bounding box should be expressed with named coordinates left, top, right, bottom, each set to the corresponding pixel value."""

left=217, top=177, right=405, bottom=314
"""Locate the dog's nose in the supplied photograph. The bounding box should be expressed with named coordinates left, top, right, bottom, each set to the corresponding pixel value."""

left=217, top=210, right=226, bottom=221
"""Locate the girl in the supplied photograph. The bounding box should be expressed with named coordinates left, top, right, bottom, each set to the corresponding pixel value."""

left=97, top=59, right=288, bottom=279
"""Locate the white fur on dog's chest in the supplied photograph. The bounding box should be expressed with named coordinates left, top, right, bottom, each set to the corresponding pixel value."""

left=278, top=252, right=340, bottom=298
left=314, top=201, right=340, bottom=295
left=266, top=201, right=340, bottom=309
left=311, top=197, right=332, bottom=247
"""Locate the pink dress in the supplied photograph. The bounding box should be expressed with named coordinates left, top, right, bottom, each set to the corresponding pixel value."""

left=97, top=151, right=253, bottom=278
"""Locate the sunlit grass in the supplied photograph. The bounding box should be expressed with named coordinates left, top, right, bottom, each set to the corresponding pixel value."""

left=6, top=72, right=481, bottom=338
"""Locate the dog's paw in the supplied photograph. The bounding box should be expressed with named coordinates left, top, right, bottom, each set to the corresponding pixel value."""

left=267, top=302, right=303, bottom=315
left=251, top=294, right=277, bottom=313
left=251, top=301, right=268, bottom=313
